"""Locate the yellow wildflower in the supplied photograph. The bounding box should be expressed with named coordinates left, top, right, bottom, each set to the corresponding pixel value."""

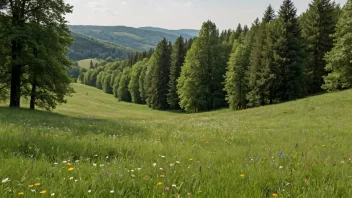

left=66, top=163, right=71, bottom=166
left=272, top=193, right=278, bottom=197
left=189, top=158, right=193, bottom=161
left=160, top=175, right=165, bottom=178
left=28, top=185, right=34, bottom=188
left=40, top=190, right=47, bottom=194
left=34, top=183, right=40, bottom=187
left=240, top=174, right=245, bottom=177
left=69, top=177, right=73, bottom=181
left=68, top=167, right=74, bottom=171
left=232, top=160, right=235, bottom=163
left=157, top=182, right=163, bottom=186
left=18, top=192, right=24, bottom=195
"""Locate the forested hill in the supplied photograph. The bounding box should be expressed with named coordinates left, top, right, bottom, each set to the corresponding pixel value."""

left=139, top=27, right=199, bottom=37
left=68, top=25, right=197, bottom=51
left=68, top=33, right=135, bottom=61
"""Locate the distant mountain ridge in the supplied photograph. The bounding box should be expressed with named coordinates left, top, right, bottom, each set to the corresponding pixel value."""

left=68, top=25, right=199, bottom=52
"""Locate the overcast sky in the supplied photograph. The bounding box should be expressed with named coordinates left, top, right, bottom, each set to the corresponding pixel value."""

left=66, top=0, right=347, bottom=30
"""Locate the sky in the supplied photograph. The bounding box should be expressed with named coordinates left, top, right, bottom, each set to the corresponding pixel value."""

left=66, top=0, right=347, bottom=30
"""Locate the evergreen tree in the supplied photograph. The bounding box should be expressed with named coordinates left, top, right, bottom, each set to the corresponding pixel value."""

left=234, top=24, right=243, bottom=39
left=178, top=21, right=224, bottom=112
left=262, top=5, right=276, bottom=23
left=146, top=39, right=171, bottom=110
left=274, top=0, right=305, bottom=101
left=117, top=67, right=132, bottom=102
left=167, top=36, right=185, bottom=109
left=301, top=0, right=337, bottom=94
left=90, top=60, right=94, bottom=69
left=323, top=0, right=352, bottom=91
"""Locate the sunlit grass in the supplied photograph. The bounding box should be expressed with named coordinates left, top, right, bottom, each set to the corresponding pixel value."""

left=0, top=84, right=352, bottom=197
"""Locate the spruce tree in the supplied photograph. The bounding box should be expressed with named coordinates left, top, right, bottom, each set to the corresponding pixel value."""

left=301, top=0, right=337, bottom=94
left=323, top=0, right=352, bottom=91
left=90, top=60, right=94, bottom=69
left=167, top=36, right=185, bottom=109
left=146, top=39, right=171, bottom=110
left=274, top=0, right=305, bottom=101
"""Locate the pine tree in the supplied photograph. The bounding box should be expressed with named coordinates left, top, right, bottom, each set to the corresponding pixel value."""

left=274, top=0, right=305, bottom=101
left=146, top=39, right=171, bottom=110
left=234, top=24, right=243, bottom=39
left=323, top=0, right=352, bottom=91
left=167, top=36, right=185, bottom=109
left=301, top=0, right=337, bottom=94
left=90, top=60, right=94, bottom=69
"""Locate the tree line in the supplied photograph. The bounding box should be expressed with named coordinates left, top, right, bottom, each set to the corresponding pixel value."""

left=80, top=0, right=352, bottom=113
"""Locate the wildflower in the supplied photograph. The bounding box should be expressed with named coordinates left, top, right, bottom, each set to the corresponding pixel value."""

left=172, top=184, right=177, bottom=188
left=131, top=170, right=134, bottom=172
left=69, top=177, right=73, bottom=181
left=53, top=162, right=58, bottom=165
left=280, top=152, right=285, bottom=158
left=75, top=160, right=79, bottom=163
left=66, top=163, right=71, bottom=166
left=160, top=168, right=164, bottom=171
left=34, top=183, right=41, bottom=187
left=304, top=179, right=308, bottom=183
left=161, top=156, right=166, bottom=158
left=110, top=190, right=114, bottom=194
left=29, top=185, right=34, bottom=188
left=232, top=160, right=235, bottom=163
left=160, top=175, right=165, bottom=178
left=157, top=182, right=163, bottom=186
left=176, top=161, right=180, bottom=164
left=279, top=166, right=283, bottom=169
left=31, top=190, right=36, bottom=193
left=170, top=163, right=175, bottom=167
left=152, top=163, right=157, bottom=167
left=2, top=178, right=9, bottom=183
left=40, top=190, right=47, bottom=194
left=240, top=174, right=245, bottom=177
left=144, top=177, right=149, bottom=181
left=18, top=192, right=24, bottom=195
left=272, top=193, right=278, bottom=197
left=106, top=156, right=109, bottom=159
left=62, top=161, right=67, bottom=163
left=68, top=167, right=74, bottom=171
left=100, top=164, right=104, bottom=167
left=165, top=186, right=170, bottom=191
left=197, top=160, right=200, bottom=164
left=93, top=163, right=97, bottom=167
left=131, top=174, right=135, bottom=178
left=189, top=158, right=193, bottom=161
left=51, top=193, right=55, bottom=196
left=137, top=168, right=142, bottom=171
left=88, top=190, right=92, bottom=193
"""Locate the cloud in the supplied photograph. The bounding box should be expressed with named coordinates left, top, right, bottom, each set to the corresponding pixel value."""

left=156, top=4, right=165, bottom=13
left=87, top=2, right=105, bottom=9
left=121, top=1, right=128, bottom=5
left=183, top=1, right=193, bottom=7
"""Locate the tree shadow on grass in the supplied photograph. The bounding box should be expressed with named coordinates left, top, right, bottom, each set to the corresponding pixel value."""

left=0, top=106, right=147, bottom=137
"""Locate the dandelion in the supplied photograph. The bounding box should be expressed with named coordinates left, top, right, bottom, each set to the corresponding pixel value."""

left=165, top=186, right=170, bottom=191
left=34, top=183, right=41, bottom=187
left=2, top=178, right=9, bottom=183
left=68, top=167, right=74, bottom=171
left=40, top=190, right=47, bottom=194
left=157, top=182, right=163, bottom=186
left=110, top=190, right=114, bottom=194
left=240, top=174, right=245, bottom=177
left=18, top=192, right=24, bottom=195
left=29, top=185, right=34, bottom=188
left=272, top=193, right=278, bottom=197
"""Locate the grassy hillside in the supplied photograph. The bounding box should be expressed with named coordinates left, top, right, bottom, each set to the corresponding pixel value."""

left=77, top=59, right=100, bottom=70
left=69, top=25, right=196, bottom=51
left=68, top=33, right=135, bottom=61
left=0, top=84, right=352, bottom=197
left=139, top=27, right=199, bottom=38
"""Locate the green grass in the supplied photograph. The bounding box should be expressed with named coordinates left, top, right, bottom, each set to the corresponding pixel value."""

left=1, top=83, right=352, bottom=197
left=112, top=32, right=143, bottom=41
left=77, top=59, right=99, bottom=70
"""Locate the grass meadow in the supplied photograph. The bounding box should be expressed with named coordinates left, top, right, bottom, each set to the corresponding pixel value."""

left=0, top=83, right=352, bottom=197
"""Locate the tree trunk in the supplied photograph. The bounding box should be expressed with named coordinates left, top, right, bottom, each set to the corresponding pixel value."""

left=9, top=40, right=21, bottom=108
left=30, top=78, right=36, bottom=110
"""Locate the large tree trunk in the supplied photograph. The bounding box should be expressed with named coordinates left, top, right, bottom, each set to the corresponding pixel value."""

left=30, top=78, right=36, bottom=110
left=9, top=40, right=21, bottom=108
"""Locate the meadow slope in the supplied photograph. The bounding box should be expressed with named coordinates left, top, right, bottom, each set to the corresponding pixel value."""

left=0, top=83, right=352, bottom=197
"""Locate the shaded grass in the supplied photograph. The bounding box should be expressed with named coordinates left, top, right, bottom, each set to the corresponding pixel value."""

left=0, top=84, right=352, bottom=197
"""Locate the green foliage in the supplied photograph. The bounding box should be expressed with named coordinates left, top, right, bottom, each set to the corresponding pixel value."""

left=167, top=36, right=185, bottom=109
left=103, top=74, right=113, bottom=94
left=146, top=39, right=171, bottom=110
left=323, top=0, right=352, bottom=91
left=301, top=0, right=337, bottom=94
left=118, top=67, right=132, bottom=102
left=129, top=60, right=146, bottom=104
